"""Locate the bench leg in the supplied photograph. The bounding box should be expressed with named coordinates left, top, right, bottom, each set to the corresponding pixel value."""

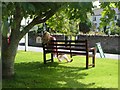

left=92, top=50, right=95, bottom=67
left=92, top=55, right=95, bottom=67
left=51, top=53, right=54, bottom=62
left=44, top=52, right=46, bottom=64
left=86, top=55, right=89, bottom=69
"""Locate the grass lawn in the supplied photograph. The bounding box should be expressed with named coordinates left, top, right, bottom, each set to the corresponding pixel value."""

left=3, top=50, right=118, bottom=88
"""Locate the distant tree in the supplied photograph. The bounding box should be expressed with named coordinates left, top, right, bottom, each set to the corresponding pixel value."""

left=79, top=20, right=91, bottom=34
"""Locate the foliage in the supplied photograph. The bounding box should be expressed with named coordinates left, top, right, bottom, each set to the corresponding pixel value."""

left=102, top=19, right=120, bottom=35
left=2, top=2, right=63, bottom=38
left=46, top=11, right=79, bottom=35
left=46, top=9, right=70, bottom=34
left=99, top=3, right=120, bottom=36
left=65, top=2, right=93, bottom=21
left=46, top=2, right=93, bottom=34
left=99, top=2, right=120, bottom=29
left=79, top=19, right=91, bottom=34
left=111, top=27, right=120, bottom=35
left=116, top=19, right=120, bottom=27
left=105, top=26, right=120, bottom=35
left=3, top=51, right=118, bottom=88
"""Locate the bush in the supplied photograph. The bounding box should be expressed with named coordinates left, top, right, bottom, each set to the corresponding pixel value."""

left=79, top=22, right=91, bottom=34
left=110, top=26, right=120, bottom=35
left=105, top=26, right=120, bottom=35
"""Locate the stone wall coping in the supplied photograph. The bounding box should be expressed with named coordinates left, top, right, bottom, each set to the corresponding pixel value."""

left=77, top=34, right=120, bottom=37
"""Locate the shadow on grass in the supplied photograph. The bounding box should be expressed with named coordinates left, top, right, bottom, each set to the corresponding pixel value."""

left=3, top=61, right=95, bottom=88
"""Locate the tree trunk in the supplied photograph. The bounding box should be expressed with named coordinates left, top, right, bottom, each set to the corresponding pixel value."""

left=2, top=36, right=19, bottom=79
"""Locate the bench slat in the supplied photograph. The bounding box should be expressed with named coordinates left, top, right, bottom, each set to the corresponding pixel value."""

left=44, top=44, right=86, bottom=47
left=45, top=47, right=86, bottom=51
left=51, top=40, right=87, bottom=43
left=45, top=50, right=87, bottom=55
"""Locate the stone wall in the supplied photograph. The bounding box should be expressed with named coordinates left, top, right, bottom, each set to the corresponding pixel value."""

left=52, top=34, right=65, bottom=40
left=28, top=33, right=65, bottom=47
left=77, top=35, right=120, bottom=54
left=28, top=33, right=120, bottom=54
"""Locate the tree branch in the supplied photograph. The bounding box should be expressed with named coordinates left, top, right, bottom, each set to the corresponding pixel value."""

left=19, top=8, right=59, bottom=39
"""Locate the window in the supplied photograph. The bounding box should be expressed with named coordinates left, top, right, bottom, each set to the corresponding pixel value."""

left=95, top=23, right=97, bottom=27
left=115, top=16, right=117, bottom=20
left=118, top=15, right=120, bottom=20
left=93, top=16, right=96, bottom=21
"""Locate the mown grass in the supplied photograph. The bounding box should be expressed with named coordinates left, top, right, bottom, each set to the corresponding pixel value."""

left=2, top=50, right=118, bottom=88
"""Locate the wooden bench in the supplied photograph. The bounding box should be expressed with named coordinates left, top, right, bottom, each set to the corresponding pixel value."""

left=42, top=39, right=96, bottom=69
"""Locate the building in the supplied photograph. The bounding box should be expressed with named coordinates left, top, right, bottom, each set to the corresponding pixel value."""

left=92, top=8, right=120, bottom=29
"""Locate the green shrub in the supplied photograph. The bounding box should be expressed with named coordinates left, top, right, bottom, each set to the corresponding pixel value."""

left=110, top=26, right=120, bottom=35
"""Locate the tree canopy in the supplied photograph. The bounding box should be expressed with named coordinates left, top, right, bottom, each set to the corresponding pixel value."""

left=2, top=2, right=64, bottom=38
left=46, top=2, right=93, bottom=34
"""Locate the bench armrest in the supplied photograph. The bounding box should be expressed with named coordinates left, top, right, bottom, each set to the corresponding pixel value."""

left=88, top=47, right=96, bottom=52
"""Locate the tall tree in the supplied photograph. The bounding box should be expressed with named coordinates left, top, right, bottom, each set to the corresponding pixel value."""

left=2, top=2, right=63, bottom=78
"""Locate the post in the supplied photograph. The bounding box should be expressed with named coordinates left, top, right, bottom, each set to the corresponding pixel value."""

left=92, top=51, right=95, bottom=67
left=24, top=18, right=28, bottom=51
left=65, top=35, right=68, bottom=47
left=70, top=41, right=72, bottom=59
left=86, top=55, right=89, bottom=69
left=25, top=33, right=28, bottom=51
left=85, top=40, right=89, bottom=69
